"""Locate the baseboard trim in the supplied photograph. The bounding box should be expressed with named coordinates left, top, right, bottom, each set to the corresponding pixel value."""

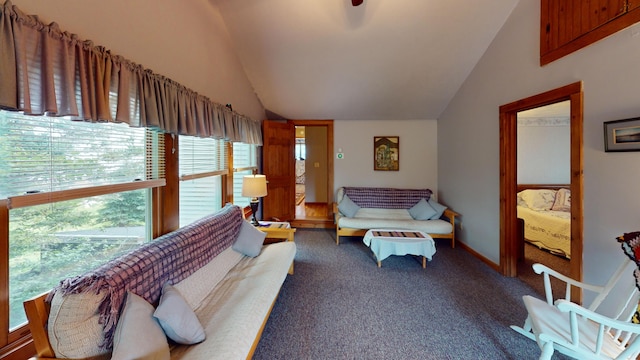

left=457, top=241, right=501, bottom=273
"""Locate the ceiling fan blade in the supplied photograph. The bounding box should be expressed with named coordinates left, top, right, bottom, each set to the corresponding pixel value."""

left=352, top=0, right=363, bottom=6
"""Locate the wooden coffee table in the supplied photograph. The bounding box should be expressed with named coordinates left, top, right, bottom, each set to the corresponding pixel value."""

left=363, top=229, right=436, bottom=268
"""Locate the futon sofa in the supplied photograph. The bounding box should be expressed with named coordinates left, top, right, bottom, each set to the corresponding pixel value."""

left=24, top=204, right=296, bottom=360
left=334, top=187, right=458, bottom=247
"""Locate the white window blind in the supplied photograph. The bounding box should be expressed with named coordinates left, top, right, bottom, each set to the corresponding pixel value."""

left=0, top=111, right=164, bottom=199
left=232, top=142, right=258, bottom=206
left=178, top=135, right=227, bottom=226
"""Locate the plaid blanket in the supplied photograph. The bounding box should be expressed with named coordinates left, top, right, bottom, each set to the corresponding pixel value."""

left=47, top=203, right=243, bottom=350
left=343, top=187, right=432, bottom=209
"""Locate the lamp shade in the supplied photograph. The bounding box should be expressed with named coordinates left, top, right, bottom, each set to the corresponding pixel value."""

left=242, top=175, right=268, bottom=198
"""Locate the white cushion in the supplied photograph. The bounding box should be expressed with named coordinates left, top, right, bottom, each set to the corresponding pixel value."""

left=112, top=291, right=170, bottom=360
left=154, top=283, right=206, bottom=345
left=48, top=291, right=108, bottom=359
left=232, top=221, right=266, bottom=257
left=517, top=189, right=557, bottom=210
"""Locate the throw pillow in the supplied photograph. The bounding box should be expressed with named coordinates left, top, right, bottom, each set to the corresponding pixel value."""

left=232, top=220, right=267, bottom=257
left=551, top=188, right=571, bottom=212
left=112, top=291, right=170, bottom=360
left=338, top=194, right=360, bottom=217
left=154, top=283, right=206, bottom=345
left=519, top=189, right=557, bottom=210
left=408, top=198, right=437, bottom=220
left=428, top=198, right=448, bottom=220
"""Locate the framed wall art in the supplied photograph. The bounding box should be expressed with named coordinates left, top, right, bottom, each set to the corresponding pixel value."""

left=604, top=117, right=640, bottom=152
left=374, top=136, right=399, bottom=171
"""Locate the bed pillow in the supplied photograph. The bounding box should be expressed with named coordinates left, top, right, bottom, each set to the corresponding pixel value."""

left=408, top=198, right=437, bottom=220
left=428, top=198, right=448, bottom=220
left=518, top=189, right=557, bottom=210
left=154, top=283, right=206, bottom=345
left=112, top=291, right=170, bottom=360
left=232, top=220, right=266, bottom=257
left=338, top=194, right=360, bottom=218
left=551, top=188, right=571, bottom=212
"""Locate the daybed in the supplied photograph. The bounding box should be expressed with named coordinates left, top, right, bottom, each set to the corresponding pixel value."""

left=334, top=187, right=458, bottom=247
left=23, top=204, right=296, bottom=360
left=516, top=185, right=571, bottom=258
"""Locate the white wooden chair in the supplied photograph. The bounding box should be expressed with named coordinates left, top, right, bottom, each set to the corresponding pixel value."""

left=511, top=257, right=640, bottom=359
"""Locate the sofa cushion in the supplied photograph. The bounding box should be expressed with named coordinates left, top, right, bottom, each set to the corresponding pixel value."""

left=428, top=198, right=448, bottom=220
left=408, top=198, right=437, bottom=220
left=112, top=291, right=170, bottom=360
left=338, top=194, right=360, bottom=217
left=154, top=283, right=206, bottom=345
left=170, top=242, right=296, bottom=359
left=232, top=221, right=267, bottom=257
left=48, top=291, right=108, bottom=358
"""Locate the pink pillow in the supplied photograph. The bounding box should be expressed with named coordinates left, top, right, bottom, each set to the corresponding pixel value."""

left=551, top=188, right=571, bottom=212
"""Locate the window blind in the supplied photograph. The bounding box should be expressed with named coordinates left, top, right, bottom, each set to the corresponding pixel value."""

left=0, top=111, right=165, bottom=199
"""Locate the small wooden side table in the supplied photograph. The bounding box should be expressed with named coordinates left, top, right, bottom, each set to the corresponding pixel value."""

left=256, top=221, right=296, bottom=243
left=255, top=221, right=296, bottom=274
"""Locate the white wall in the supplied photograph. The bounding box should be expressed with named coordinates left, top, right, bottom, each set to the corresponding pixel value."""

left=10, top=0, right=265, bottom=122
left=517, top=121, right=570, bottom=184
left=438, top=0, right=640, bottom=288
left=334, top=119, right=438, bottom=199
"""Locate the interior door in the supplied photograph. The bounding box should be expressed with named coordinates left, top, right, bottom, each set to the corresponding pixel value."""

left=262, top=120, right=295, bottom=221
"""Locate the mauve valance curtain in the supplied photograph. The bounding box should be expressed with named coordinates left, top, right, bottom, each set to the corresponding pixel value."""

left=0, top=1, right=262, bottom=144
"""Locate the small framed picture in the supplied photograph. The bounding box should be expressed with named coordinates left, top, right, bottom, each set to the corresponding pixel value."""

left=374, top=136, right=399, bottom=171
left=604, top=118, right=640, bottom=152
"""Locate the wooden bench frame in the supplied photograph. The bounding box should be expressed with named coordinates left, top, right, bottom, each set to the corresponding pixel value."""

left=334, top=204, right=459, bottom=248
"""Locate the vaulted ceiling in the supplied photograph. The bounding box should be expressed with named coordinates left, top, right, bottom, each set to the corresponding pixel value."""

left=212, top=0, right=519, bottom=120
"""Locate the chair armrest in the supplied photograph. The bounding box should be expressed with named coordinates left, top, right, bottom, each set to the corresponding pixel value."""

left=533, top=263, right=605, bottom=304
left=23, top=292, right=57, bottom=359
left=556, top=299, right=640, bottom=333
left=442, top=208, right=458, bottom=224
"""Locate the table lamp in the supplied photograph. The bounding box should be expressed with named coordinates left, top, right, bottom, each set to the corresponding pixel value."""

left=242, top=174, right=268, bottom=226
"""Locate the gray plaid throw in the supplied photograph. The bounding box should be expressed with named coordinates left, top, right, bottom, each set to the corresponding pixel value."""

left=48, top=203, right=243, bottom=350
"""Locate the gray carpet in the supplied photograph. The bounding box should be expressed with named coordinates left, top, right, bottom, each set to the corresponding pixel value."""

left=253, top=229, right=571, bottom=359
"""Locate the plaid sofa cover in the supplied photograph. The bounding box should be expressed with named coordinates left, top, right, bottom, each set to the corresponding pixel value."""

left=47, top=203, right=244, bottom=350
left=343, top=187, right=433, bottom=209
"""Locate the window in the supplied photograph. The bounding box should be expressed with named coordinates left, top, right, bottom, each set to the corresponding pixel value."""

left=1, top=111, right=164, bottom=330
left=232, top=142, right=259, bottom=207
left=178, top=135, right=228, bottom=226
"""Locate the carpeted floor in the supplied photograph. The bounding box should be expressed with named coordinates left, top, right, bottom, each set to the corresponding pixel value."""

left=253, top=229, right=571, bottom=359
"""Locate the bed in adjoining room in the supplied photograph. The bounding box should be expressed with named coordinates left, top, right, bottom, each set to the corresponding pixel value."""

left=516, top=184, right=571, bottom=259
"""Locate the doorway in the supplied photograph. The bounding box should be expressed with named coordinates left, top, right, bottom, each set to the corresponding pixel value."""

left=290, top=120, right=334, bottom=228
left=499, top=82, right=583, bottom=299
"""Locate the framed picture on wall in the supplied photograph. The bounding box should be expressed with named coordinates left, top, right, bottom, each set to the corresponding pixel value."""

left=374, top=136, right=399, bottom=171
left=604, top=117, right=640, bottom=152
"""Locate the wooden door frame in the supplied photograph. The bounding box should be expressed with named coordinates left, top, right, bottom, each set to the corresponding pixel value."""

left=499, top=82, right=583, bottom=292
left=290, top=120, right=334, bottom=218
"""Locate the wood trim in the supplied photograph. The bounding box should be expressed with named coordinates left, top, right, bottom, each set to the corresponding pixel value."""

left=0, top=200, right=8, bottom=348
left=290, top=120, right=334, bottom=220
left=22, top=293, right=54, bottom=359
left=541, top=3, right=640, bottom=65
left=516, top=184, right=570, bottom=192
left=7, top=180, right=165, bottom=210
left=499, top=82, right=584, bottom=304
